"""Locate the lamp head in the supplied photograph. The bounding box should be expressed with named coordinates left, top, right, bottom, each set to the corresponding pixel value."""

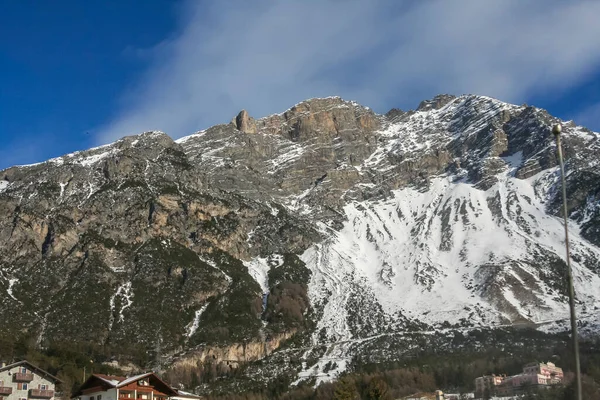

left=552, top=124, right=562, bottom=136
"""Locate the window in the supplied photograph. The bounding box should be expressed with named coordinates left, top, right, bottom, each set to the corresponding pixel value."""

left=138, top=379, right=149, bottom=387
left=22, top=384, right=28, bottom=391
left=20, top=368, right=27, bottom=374
left=98, top=395, right=101, bottom=400
left=40, top=385, right=48, bottom=390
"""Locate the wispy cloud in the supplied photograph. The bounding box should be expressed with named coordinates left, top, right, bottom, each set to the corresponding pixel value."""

left=98, top=0, right=600, bottom=143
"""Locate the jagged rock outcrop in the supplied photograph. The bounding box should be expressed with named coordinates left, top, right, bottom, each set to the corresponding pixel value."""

left=233, top=110, right=257, bottom=133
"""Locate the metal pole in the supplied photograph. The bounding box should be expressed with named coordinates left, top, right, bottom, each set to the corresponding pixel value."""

left=552, top=124, right=582, bottom=400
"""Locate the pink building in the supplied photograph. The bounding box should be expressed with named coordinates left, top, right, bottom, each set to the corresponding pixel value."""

left=523, top=361, right=564, bottom=384
left=474, top=375, right=505, bottom=397
left=495, top=361, right=564, bottom=396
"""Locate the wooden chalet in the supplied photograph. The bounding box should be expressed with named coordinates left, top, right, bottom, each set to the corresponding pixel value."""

left=72, top=373, right=178, bottom=400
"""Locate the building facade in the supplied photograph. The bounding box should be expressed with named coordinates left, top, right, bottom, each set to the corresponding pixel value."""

left=474, top=374, right=505, bottom=397
left=496, top=361, right=563, bottom=396
left=523, top=361, right=563, bottom=384
left=475, top=361, right=564, bottom=398
left=0, top=361, right=61, bottom=400
left=72, top=373, right=202, bottom=400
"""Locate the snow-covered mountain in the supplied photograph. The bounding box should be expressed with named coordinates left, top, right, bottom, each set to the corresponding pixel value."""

left=1, top=94, right=599, bottom=389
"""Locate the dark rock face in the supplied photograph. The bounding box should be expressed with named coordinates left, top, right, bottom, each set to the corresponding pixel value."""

left=0, top=130, right=319, bottom=362
left=1, top=94, right=599, bottom=388
left=384, top=108, right=406, bottom=122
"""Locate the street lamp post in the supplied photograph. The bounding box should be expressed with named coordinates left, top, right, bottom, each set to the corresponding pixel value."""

left=82, top=360, right=94, bottom=383
left=552, top=124, right=582, bottom=400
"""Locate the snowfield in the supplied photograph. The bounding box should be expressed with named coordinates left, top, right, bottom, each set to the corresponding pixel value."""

left=302, top=167, right=600, bottom=335
left=286, top=163, right=600, bottom=383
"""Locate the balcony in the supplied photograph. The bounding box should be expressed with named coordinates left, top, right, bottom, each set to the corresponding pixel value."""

left=29, top=389, right=54, bottom=398
left=13, top=373, right=34, bottom=382
left=0, top=387, right=13, bottom=395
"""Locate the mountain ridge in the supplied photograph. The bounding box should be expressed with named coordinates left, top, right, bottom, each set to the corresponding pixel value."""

left=1, top=93, right=599, bottom=391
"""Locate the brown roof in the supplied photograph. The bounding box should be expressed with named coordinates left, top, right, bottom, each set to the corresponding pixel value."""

left=73, top=372, right=178, bottom=398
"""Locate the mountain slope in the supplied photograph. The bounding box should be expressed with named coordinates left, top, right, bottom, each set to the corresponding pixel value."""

left=1, top=94, right=599, bottom=389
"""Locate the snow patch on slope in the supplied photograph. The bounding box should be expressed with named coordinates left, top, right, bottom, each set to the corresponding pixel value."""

left=109, top=282, right=134, bottom=331
left=267, top=143, right=305, bottom=174
left=294, top=346, right=349, bottom=387
left=59, top=182, right=67, bottom=198
left=186, top=304, right=209, bottom=339
left=175, top=130, right=207, bottom=144
left=77, top=149, right=117, bottom=167
left=7, top=278, right=19, bottom=301
left=243, top=257, right=272, bottom=294
left=198, top=254, right=232, bottom=283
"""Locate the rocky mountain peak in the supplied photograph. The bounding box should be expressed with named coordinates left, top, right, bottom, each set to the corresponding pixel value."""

left=417, top=93, right=457, bottom=111
left=384, top=107, right=406, bottom=122
left=255, top=96, right=381, bottom=142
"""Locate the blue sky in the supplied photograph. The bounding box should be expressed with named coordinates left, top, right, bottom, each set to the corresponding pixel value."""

left=1, top=0, right=600, bottom=170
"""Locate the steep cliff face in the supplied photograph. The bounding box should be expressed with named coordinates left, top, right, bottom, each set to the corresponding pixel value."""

left=0, top=130, right=318, bottom=362
left=1, top=94, right=599, bottom=388
left=172, top=330, right=296, bottom=370
left=179, top=97, right=381, bottom=222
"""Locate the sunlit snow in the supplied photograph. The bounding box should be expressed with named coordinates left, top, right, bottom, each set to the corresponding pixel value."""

left=186, top=304, right=209, bottom=339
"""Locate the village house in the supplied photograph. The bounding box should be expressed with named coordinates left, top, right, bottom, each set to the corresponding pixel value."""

left=474, top=361, right=564, bottom=398
left=495, top=361, right=563, bottom=397
left=474, top=374, right=505, bottom=397
left=71, top=373, right=202, bottom=400
left=0, top=361, right=61, bottom=400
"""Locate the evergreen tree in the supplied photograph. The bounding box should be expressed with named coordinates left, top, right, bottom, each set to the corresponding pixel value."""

left=333, top=377, right=359, bottom=400
left=366, top=377, right=392, bottom=400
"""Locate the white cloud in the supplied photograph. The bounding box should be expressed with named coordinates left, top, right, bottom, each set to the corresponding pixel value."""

left=97, top=0, right=600, bottom=143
